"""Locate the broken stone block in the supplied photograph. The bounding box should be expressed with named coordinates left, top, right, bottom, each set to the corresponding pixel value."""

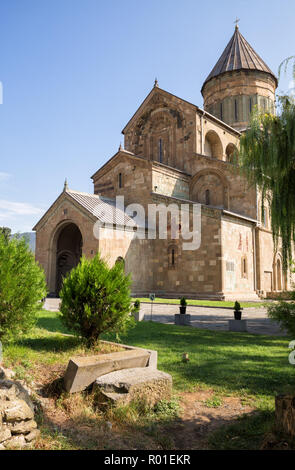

left=4, top=400, right=34, bottom=422
left=93, top=367, right=172, bottom=407
left=4, top=435, right=26, bottom=449
left=64, top=349, right=151, bottom=393
left=0, top=379, right=34, bottom=412
left=0, top=428, right=11, bottom=443
left=9, top=419, right=37, bottom=435
left=25, top=429, right=40, bottom=442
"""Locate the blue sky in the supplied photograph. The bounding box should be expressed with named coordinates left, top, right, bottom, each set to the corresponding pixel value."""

left=0, top=0, right=294, bottom=232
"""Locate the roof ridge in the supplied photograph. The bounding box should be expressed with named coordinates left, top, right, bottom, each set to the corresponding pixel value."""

left=67, top=189, right=100, bottom=198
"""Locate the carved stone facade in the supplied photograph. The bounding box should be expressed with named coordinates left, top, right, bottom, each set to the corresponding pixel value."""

left=34, top=28, right=294, bottom=300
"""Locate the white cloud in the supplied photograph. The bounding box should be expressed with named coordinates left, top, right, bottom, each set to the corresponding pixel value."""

left=0, top=200, right=43, bottom=216
left=0, top=172, right=11, bottom=182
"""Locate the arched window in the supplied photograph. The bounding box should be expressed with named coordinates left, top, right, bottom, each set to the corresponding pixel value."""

left=204, top=131, right=223, bottom=159
left=225, top=143, right=238, bottom=164
left=118, top=173, right=123, bottom=188
left=158, top=138, right=163, bottom=163
left=234, top=99, right=238, bottom=121
left=241, top=256, right=248, bottom=278
left=205, top=189, right=210, bottom=206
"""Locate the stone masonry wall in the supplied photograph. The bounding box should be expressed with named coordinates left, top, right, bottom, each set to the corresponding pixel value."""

left=0, top=370, right=40, bottom=450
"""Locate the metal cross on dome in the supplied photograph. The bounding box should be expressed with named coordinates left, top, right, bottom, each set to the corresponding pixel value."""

left=234, top=18, right=240, bottom=28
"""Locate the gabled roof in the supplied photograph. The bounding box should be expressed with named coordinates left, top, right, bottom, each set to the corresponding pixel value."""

left=202, top=26, right=277, bottom=93
left=121, top=84, right=240, bottom=136
left=67, top=189, right=136, bottom=227
left=33, top=188, right=138, bottom=231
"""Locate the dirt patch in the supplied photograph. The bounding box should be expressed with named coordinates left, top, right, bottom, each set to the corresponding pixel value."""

left=30, top=365, right=256, bottom=450
left=165, top=390, right=255, bottom=450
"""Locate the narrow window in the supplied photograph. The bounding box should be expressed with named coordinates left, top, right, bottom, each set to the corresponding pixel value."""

left=205, top=189, right=210, bottom=206
left=241, top=256, right=247, bottom=278
left=234, top=99, right=238, bottom=121
left=171, top=248, right=175, bottom=266
left=158, top=138, right=163, bottom=163
left=249, top=97, right=252, bottom=113
left=168, top=245, right=177, bottom=268
left=220, top=102, right=223, bottom=121
left=118, top=172, right=122, bottom=188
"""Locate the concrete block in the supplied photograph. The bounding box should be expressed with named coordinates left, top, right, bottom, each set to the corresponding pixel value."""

left=228, top=319, right=247, bottom=332
left=133, top=310, right=144, bottom=321
left=174, top=314, right=191, bottom=326
left=64, top=349, right=150, bottom=393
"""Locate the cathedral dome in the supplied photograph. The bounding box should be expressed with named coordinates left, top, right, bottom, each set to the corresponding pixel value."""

left=201, top=26, right=277, bottom=131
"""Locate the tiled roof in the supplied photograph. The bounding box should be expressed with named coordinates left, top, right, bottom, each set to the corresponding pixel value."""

left=67, top=190, right=139, bottom=227
left=202, top=26, right=277, bottom=91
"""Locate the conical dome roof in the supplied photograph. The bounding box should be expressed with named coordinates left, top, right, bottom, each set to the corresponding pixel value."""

left=201, top=26, right=277, bottom=93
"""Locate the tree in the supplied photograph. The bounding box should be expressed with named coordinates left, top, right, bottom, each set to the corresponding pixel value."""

left=239, top=96, right=295, bottom=271
left=59, top=254, right=133, bottom=346
left=0, top=234, right=47, bottom=342
left=0, top=227, right=11, bottom=242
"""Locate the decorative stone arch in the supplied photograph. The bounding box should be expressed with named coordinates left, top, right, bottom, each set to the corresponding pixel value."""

left=134, top=104, right=186, bottom=167
left=204, top=130, right=223, bottom=159
left=48, top=219, right=84, bottom=296
left=190, top=168, right=230, bottom=209
left=225, top=143, right=238, bottom=163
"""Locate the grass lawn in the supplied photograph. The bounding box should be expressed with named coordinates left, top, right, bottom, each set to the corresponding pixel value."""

left=132, top=298, right=264, bottom=308
left=2, top=309, right=294, bottom=450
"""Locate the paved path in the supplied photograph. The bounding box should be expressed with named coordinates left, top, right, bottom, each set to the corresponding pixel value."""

left=44, top=298, right=284, bottom=336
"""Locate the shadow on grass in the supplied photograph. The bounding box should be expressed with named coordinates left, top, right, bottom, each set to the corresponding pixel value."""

left=12, top=334, right=81, bottom=354
left=35, top=398, right=274, bottom=450
left=36, top=311, right=70, bottom=334
left=104, top=321, right=294, bottom=398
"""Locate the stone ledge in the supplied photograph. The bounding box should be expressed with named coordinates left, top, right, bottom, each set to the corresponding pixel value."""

left=64, top=343, right=158, bottom=394
left=93, top=367, right=172, bottom=407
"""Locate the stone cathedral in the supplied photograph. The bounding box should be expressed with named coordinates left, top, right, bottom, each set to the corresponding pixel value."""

left=34, top=26, right=295, bottom=300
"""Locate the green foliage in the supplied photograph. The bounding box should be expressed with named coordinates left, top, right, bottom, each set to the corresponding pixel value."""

left=0, top=226, right=11, bottom=242
left=204, top=395, right=223, bottom=408
left=0, top=234, right=47, bottom=342
left=153, top=399, right=180, bottom=418
left=234, top=301, right=241, bottom=311
left=132, top=299, right=141, bottom=312
left=239, top=98, right=295, bottom=270
left=180, top=297, right=187, bottom=307
left=59, top=253, right=133, bottom=346
left=267, top=301, right=295, bottom=337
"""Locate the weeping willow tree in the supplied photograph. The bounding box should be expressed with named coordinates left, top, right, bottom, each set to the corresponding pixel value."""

left=239, top=96, right=295, bottom=271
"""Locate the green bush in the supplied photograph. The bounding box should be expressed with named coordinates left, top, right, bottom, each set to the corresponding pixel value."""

left=0, top=234, right=47, bottom=342
left=180, top=297, right=187, bottom=307
left=234, top=301, right=241, bottom=311
left=59, top=254, right=133, bottom=346
left=267, top=301, right=295, bottom=336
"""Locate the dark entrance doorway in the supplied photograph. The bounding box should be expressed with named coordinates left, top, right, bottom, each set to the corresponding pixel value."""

left=56, top=223, right=82, bottom=295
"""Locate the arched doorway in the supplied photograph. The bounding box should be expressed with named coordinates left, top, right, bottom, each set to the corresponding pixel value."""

left=55, top=223, right=83, bottom=295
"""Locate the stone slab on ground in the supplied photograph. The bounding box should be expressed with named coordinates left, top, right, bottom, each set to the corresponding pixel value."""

left=64, top=349, right=151, bottom=393
left=93, top=367, right=172, bottom=406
